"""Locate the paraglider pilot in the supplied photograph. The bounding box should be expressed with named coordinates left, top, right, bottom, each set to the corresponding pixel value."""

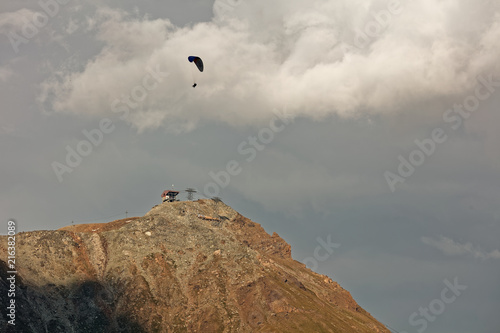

left=188, top=56, right=203, bottom=88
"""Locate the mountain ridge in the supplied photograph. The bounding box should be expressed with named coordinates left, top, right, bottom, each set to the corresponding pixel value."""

left=0, top=199, right=389, bottom=332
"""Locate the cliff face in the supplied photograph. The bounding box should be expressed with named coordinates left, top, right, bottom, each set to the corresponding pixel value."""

left=0, top=200, right=389, bottom=333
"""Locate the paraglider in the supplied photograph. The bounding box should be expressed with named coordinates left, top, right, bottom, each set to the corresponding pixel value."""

left=188, top=56, right=203, bottom=87
left=188, top=56, right=203, bottom=72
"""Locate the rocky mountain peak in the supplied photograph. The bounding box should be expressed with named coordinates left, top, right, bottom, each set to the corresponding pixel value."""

left=0, top=199, right=389, bottom=332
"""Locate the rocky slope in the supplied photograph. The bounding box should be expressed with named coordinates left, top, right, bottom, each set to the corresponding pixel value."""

left=0, top=199, right=389, bottom=333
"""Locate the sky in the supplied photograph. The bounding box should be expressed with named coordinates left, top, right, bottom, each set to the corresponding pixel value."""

left=1, top=0, right=500, bottom=332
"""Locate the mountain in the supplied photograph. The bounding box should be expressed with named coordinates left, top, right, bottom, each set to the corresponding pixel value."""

left=0, top=199, right=389, bottom=332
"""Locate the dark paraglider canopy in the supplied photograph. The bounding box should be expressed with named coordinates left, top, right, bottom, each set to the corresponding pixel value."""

left=188, top=56, right=204, bottom=72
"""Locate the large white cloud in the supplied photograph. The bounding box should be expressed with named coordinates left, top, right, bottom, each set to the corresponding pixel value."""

left=37, top=0, right=500, bottom=131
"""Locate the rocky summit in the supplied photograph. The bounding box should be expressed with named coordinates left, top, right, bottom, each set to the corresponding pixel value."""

left=0, top=199, right=389, bottom=333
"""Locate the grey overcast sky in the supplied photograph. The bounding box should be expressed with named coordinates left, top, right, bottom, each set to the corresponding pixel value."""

left=1, top=1, right=500, bottom=332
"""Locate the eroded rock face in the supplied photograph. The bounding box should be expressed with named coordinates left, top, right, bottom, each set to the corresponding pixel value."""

left=0, top=200, right=389, bottom=333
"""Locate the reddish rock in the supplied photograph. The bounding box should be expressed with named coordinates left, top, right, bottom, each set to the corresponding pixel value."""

left=0, top=199, right=389, bottom=333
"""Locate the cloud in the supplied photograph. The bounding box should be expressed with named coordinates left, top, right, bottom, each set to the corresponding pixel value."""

left=38, top=0, right=500, bottom=131
left=0, top=66, right=14, bottom=82
left=0, top=8, right=38, bottom=33
left=421, top=236, right=500, bottom=260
